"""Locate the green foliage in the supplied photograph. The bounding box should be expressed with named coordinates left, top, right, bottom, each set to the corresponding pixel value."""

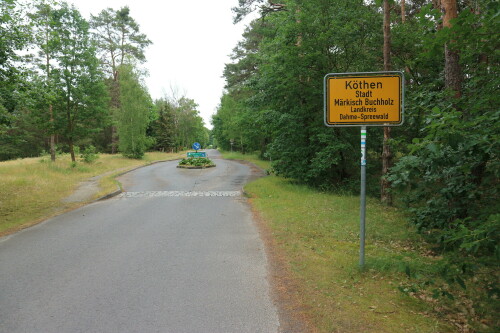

left=216, top=1, right=499, bottom=326
left=0, top=106, right=46, bottom=160
left=0, top=0, right=111, bottom=161
left=51, top=3, right=109, bottom=161
left=80, top=145, right=99, bottom=163
left=385, top=6, right=499, bottom=320
left=178, top=157, right=215, bottom=167
left=218, top=0, right=500, bottom=255
left=1, top=0, right=203, bottom=161
left=151, top=95, right=208, bottom=152
left=445, top=215, right=500, bottom=258
left=174, top=97, right=208, bottom=149
left=88, top=6, right=152, bottom=154
left=0, top=0, right=35, bottom=160
left=122, top=144, right=146, bottom=159
left=90, top=6, right=152, bottom=71
left=117, top=64, right=151, bottom=159
left=214, top=0, right=381, bottom=187
left=388, top=102, right=499, bottom=254
left=151, top=99, right=176, bottom=151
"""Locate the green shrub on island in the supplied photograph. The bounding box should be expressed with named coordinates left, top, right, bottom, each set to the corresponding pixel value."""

left=178, top=157, right=215, bottom=167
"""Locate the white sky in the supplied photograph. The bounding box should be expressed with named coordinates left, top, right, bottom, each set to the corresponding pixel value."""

left=67, top=0, right=254, bottom=129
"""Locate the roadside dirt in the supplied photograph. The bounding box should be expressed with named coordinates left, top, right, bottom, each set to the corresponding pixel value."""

left=62, top=174, right=105, bottom=203
left=250, top=201, right=317, bottom=333
left=242, top=159, right=316, bottom=333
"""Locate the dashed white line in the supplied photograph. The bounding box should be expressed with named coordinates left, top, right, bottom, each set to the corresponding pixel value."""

left=117, top=191, right=242, bottom=198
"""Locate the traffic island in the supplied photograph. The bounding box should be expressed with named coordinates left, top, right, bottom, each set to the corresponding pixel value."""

left=177, top=164, right=216, bottom=169
left=177, top=157, right=216, bottom=169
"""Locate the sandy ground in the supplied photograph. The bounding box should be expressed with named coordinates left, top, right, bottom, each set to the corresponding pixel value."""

left=62, top=167, right=134, bottom=204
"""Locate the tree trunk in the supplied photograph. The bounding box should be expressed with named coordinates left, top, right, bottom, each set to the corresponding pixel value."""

left=46, top=36, right=56, bottom=162
left=69, top=140, right=75, bottom=162
left=401, top=0, right=406, bottom=23
left=381, top=126, right=392, bottom=205
left=381, top=0, right=393, bottom=205
left=441, top=0, right=462, bottom=97
left=444, top=44, right=461, bottom=96
left=49, top=104, right=56, bottom=162
left=111, top=71, right=120, bottom=154
left=66, top=98, right=76, bottom=162
left=383, top=0, right=391, bottom=73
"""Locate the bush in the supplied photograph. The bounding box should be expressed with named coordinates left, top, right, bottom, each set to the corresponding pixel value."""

left=178, top=157, right=215, bottom=167
left=80, top=145, right=99, bottom=163
left=388, top=105, right=499, bottom=256
left=122, top=144, right=145, bottom=159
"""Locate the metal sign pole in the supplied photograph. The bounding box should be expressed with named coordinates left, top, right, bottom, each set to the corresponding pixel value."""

left=323, top=72, right=404, bottom=269
left=360, top=126, right=367, bottom=269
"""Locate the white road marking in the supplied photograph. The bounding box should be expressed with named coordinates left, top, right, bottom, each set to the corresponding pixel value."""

left=117, top=191, right=242, bottom=198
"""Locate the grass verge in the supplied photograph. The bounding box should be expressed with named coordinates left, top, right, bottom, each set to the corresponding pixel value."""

left=220, top=151, right=271, bottom=171
left=0, top=151, right=184, bottom=235
left=223, top=151, right=456, bottom=332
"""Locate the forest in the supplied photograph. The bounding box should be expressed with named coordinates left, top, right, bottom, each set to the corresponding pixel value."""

left=212, top=0, right=499, bottom=323
left=0, top=0, right=209, bottom=161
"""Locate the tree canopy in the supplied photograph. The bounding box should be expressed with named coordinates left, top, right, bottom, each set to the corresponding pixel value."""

left=0, top=0, right=208, bottom=161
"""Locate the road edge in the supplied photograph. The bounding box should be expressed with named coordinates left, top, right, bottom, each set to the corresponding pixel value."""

left=234, top=157, right=316, bottom=333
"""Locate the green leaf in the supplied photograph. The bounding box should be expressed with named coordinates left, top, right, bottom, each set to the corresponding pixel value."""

left=405, top=265, right=411, bottom=278
left=456, top=276, right=466, bottom=290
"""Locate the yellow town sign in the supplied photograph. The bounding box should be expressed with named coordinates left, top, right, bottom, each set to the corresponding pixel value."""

left=324, top=72, right=404, bottom=126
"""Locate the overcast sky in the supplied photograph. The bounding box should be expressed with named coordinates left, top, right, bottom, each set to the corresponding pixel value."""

left=67, top=0, right=254, bottom=129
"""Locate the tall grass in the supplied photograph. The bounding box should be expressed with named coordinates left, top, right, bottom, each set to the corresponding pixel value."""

left=0, top=152, right=184, bottom=234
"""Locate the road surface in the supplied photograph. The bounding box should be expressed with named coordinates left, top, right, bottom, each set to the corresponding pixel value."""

left=0, top=150, right=280, bottom=332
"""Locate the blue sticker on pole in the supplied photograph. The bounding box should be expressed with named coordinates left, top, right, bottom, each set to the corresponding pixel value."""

left=361, top=129, right=367, bottom=166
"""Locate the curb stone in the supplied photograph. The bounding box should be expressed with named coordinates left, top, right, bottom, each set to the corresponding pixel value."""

left=176, top=165, right=216, bottom=169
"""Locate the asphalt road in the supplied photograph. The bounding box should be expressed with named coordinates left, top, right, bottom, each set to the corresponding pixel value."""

left=0, top=150, right=280, bottom=332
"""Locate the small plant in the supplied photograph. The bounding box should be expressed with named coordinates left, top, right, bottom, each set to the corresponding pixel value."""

left=81, top=145, right=99, bottom=163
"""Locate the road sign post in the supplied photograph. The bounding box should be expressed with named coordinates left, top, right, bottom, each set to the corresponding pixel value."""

left=324, top=72, right=404, bottom=269
left=360, top=127, right=367, bottom=268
